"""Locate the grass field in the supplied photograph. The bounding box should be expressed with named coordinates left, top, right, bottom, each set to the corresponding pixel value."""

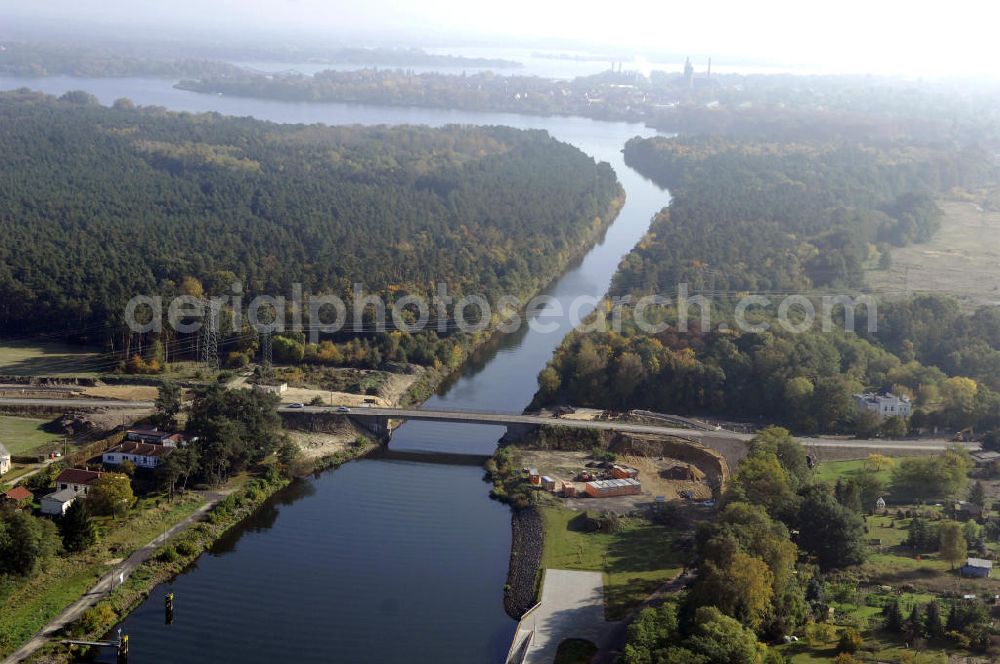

left=0, top=415, right=64, bottom=456
left=0, top=340, right=103, bottom=377
left=539, top=506, right=685, bottom=620
left=868, top=198, right=1000, bottom=310
left=776, top=631, right=952, bottom=663
left=812, top=456, right=911, bottom=486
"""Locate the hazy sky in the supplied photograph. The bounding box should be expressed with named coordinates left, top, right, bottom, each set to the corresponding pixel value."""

left=5, top=0, right=999, bottom=77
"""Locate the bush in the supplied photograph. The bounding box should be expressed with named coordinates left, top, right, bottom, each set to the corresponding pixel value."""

left=157, top=546, right=180, bottom=563
left=225, top=351, right=250, bottom=368
left=81, top=602, right=117, bottom=634
left=837, top=628, right=863, bottom=654
left=175, top=540, right=200, bottom=557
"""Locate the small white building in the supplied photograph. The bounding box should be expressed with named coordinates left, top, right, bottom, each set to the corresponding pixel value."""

left=0, top=442, right=10, bottom=476
left=103, top=441, right=174, bottom=469
left=40, top=488, right=78, bottom=516
left=854, top=392, right=912, bottom=419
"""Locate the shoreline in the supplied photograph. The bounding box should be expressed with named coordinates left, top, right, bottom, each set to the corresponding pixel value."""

left=9, top=192, right=627, bottom=662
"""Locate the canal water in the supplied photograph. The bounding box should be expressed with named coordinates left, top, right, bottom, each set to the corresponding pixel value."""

left=0, top=75, right=670, bottom=663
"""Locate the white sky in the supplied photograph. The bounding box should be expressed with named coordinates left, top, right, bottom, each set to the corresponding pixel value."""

left=5, top=0, right=1000, bottom=77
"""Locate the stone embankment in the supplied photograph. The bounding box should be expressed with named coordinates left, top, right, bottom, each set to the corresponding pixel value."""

left=504, top=506, right=544, bottom=619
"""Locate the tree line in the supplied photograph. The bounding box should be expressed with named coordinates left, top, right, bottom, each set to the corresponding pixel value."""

left=533, top=134, right=999, bottom=434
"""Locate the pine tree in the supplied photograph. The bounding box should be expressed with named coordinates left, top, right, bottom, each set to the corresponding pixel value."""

left=969, top=481, right=987, bottom=509
left=923, top=600, right=944, bottom=640
left=59, top=499, right=96, bottom=552
left=946, top=601, right=960, bottom=633
left=882, top=597, right=903, bottom=632
left=904, top=603, right=924, bottom=643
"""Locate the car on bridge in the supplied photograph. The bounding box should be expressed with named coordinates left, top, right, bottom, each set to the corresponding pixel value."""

left=288, top=403, right=304, bottom=409
left=337, top=406, right=351, bottom=413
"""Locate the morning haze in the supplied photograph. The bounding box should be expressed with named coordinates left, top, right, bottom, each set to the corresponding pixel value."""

left=0, top=2, right=998, bottom=664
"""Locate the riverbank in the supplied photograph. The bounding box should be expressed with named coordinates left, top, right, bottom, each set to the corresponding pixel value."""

left=10, top=434, right=379, bottom=664
left=15, top=475, right=285, bottom=663
left=504, top=507, right=544, bottom=619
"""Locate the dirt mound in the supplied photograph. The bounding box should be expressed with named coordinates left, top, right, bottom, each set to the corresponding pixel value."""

left=49, top=409, right=152, bottom=437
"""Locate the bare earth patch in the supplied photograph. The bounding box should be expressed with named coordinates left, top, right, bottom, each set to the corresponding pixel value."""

left=80, top=385, right=160, bottom=401
left=286, top=426, right=366, bottom=461
left=514, top=448, right=713, bottom=513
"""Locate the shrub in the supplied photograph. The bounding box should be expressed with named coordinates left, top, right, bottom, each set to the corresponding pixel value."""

left=175, top=540, right=200, bottom=557
left=81, top=602, right=117, bottom=634
left=837, top=628, right=863, bottom=654
left=157, top=546, right=180, bottom=563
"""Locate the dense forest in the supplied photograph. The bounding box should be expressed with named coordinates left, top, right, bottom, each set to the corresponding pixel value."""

left=533, top=134, right=1000, bottom=434
left=0, top=90, right=622, bottom=362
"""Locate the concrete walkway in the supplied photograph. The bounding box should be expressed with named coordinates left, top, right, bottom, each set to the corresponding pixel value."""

left=516, top=569, right=611, bottom=664
left=1, top=490, right=228, bottom=664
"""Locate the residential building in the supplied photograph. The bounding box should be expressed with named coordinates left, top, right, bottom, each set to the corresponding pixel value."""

left=961, top=557, right=993, bottom=578
left=3, top=486, right=33, bottom=507
left=103, top=441, right=175, bottom=469
left=953, top=501, right=985, bottom=520
left=0, top=442, right=10, bottom=475
left=55, top=468, right=103, bottom=495
left=40, top=488, right=78, bottom=516
left=853, top=392, right=912, bottom=419
left=125, top=426, right=188, bottom=447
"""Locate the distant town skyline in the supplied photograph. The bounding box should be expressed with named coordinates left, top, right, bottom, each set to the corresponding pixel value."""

left=2, top=0, right=997, bottom=79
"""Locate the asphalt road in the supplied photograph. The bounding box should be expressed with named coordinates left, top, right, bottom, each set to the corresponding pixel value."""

left=0, top=397, right=973, bottom=452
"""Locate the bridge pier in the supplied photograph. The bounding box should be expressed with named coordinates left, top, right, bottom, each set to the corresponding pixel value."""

left=501, top=423, right=537, bottom=444
left=349, top=414, right=391, bottom=442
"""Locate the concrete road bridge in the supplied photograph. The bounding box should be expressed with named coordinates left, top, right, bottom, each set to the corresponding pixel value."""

left=0, top=397, right=973, bottom=454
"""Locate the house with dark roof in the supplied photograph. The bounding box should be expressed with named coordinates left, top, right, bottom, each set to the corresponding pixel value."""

left=125, top=426, right=189, bottom=447
left=103, top=441, right=175, bottom=469
left=55, top=468, right=104, bottom=495
left=953, top=500, right=985, bottom=520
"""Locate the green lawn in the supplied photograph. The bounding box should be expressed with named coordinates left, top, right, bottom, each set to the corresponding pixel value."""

left=777, top=629, right=952, bottom=663
left=539, top=507, right=685, bottom=620
left=0, top=415, right=64, bottom=456
left=0, top=340, right=103, bottom=377
left=813, top=456, right=915, bottom=486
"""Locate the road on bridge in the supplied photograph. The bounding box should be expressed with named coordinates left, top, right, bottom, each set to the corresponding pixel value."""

left=0, top=397, right=972, bottom=452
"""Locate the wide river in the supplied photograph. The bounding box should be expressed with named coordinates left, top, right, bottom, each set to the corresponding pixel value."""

left=0, top=75, right=670, bottom=663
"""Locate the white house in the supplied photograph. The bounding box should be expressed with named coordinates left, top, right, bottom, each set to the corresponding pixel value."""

left=0, top=442, right=10, bottom=476
left=102, top=441, right=174, bottom=469
left=55, top=468, right=104, bottom=495
left=40, top=488, right=78, bottom=516
left=854, top=392, right=912, bottom=419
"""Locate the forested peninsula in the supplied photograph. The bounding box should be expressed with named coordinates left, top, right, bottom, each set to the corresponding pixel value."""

left=0, top=90, right=622, bottom=364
